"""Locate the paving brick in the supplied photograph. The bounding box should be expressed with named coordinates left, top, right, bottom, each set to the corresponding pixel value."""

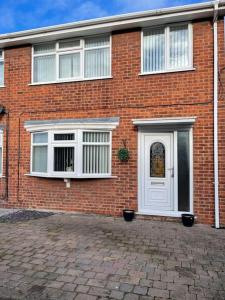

left=109, top=290, right=124, bottom=299
left=148, top=288, right=170, bottom=298
left=133, top=285, right=148, bottom=295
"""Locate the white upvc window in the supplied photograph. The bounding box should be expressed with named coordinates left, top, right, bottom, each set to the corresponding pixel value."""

left=32, top=35, right=111, bottom=84
left=0, top=50, right=4, bottom=86
left=0, top=132, right=3, bottom=175
left=31, top=129, right=112, bottom=178
left=142, top=23, right=193, bottom=74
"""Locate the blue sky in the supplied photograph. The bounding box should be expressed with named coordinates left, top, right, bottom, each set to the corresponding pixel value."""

left=0, top=0, right=205, bottom=34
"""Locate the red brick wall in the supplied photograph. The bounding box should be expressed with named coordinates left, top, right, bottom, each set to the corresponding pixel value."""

left=0, top=19, right=222, bottom=225
left=218, top=19, right=225, bottom=226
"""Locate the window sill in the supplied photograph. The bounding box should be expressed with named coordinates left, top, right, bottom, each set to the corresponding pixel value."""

left=29, top=76, right=113, bottom=86
left=25, top=173, right=117, bottom=179
left=0, top=85, right=5, bottom=88
left=139, top=67, right=195, bottom=76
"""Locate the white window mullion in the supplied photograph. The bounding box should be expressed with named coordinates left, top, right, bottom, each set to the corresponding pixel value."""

left=165, top=26, right=170, bottom=70
left=56, top=52, right=59, bottom=81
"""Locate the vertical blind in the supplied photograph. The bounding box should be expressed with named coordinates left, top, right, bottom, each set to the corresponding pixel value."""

left=0, top=50, right=4, bottom=86
left=143, top=28, right=165, bottom=72
left=54, top=147, right=74, bottom=172
left=83, top=132, right=110, bottom=174
left=33, top=55, right=56, bottom=83
left=59, top=53, right=81, bottom=79
left=33, top=146, right=48, bottom=172
left=33, top=35, right=110, bottom=83
left=0, top=61, right=3, bottom=86
left=143, top=24, right=190, bottom=73
left=32, top=132, right=48, bottom=173
left=169, top=26, right=189, bottom=69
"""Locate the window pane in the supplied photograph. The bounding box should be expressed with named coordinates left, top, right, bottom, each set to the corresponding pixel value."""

left=178, top=131, right=190, bottom=211
left=33, top=55, right=56, bottom=82
left=0, top=61, right=3, bottom=86
left=85, top=36, right=110, bottom=48
left=33, top=132, right=48, bottom=143
left=0, top=50, right=2, bottom=59
left=150, top=142, right=165, bottom=178
left=32, top=146, right=47, bottom=173
left=0, top=148, right=2, bottom=174
left=54, top=133, right=75, bottom=141
left=34, top=43, right=55, bottom=54
left=83, top=145, right=109, bottom=174
left=54, top=147, right=74, bottom=172
left=84, top=48, right=110, bottom=78
left=143, top=28, right=165, bottom=72
left=169, top=25, right=189, bottom=69
left=83, top=132, right=109, bottom=143
left=59, top=39, right=80, bottom=49
left=59, top=53, right=80, bottom=79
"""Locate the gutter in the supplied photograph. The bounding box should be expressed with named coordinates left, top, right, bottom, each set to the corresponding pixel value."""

left=213, top=0, right=220, bottom=228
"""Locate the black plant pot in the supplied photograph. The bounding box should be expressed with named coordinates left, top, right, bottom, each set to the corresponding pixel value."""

left=123, top=209, right=135, bottom=222
left=182, top=214, right=194, bottom=227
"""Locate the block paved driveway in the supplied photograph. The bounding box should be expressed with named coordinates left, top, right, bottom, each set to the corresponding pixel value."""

left=0, top=213, right=224, bottom=300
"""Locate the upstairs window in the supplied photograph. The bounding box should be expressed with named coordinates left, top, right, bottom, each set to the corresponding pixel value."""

left=0, top=50, right=4, bottom=86
left=32, top=35, right=111, bottom=83
left=142, top=24, right=192, bottom=74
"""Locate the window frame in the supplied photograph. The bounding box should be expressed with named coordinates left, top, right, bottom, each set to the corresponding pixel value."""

left=31, top=34, right=112, bottom=85
left=30, top=129, right=112, bottom=178
left=0, top=49, right=4, bottom=87
left=141, top=23, right=193, bottom=75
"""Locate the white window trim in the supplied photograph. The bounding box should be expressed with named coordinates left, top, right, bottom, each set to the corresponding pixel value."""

left=0, top=131, right=3, bottom=176
left=31, top=34, right=112, bottom=85
left=29, top=128, right=114, bottom=179
left=141, top=23, right=193, bottom=75
left=0, top=49, right=4, bottom=87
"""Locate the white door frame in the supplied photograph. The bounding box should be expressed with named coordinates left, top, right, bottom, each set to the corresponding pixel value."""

left=137, top=127, right=193, bottom=217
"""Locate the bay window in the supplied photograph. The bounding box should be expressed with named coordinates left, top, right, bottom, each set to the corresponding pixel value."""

left=142, top=24, right=192, bottom=74
left=0, top=50, right=4, bottom=86
left=32, top=35, right=111, bottom=83
left=31, top=129, right=112, bottom=178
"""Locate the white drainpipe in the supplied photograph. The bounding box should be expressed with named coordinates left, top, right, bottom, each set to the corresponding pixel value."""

left=214, top=0, right=220, bottom=228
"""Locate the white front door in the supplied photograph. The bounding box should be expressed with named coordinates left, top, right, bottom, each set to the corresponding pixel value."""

left=141, top=133, right=174, bottom=212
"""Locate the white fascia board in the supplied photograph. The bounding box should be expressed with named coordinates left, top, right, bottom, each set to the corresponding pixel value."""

left=0, top=2, right=225, bottom=47
left=132, top=117, right=196, bottom=126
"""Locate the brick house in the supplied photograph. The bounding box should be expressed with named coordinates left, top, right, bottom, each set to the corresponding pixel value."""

left=0, top=1, right=224, bottom=226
